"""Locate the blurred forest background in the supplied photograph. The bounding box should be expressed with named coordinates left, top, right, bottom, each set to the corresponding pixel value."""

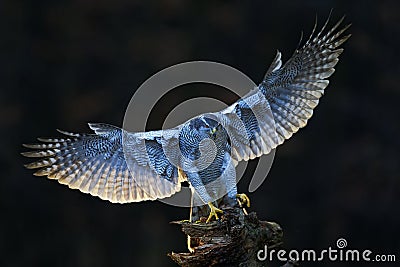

left=1, top=0, right=399, bottom=266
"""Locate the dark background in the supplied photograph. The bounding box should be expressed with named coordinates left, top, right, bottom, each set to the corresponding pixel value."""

left=1, top=0, right=399, bottom=266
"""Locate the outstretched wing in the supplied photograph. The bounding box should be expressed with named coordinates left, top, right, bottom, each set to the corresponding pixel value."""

left=211, top=16, right=351, bottom=163
left=22, top=15, right=350, bottom=204
left=261, top=16, right=351, bottom=144
left=22, top=123, right=184, bottom=203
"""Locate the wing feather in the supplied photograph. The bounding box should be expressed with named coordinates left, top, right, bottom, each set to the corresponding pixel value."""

left=22, top=124, right=183, bottom=203
left=209, top=16, right=350, bottom=162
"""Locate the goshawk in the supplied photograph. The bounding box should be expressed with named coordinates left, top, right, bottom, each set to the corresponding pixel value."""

left=23, top=16, right=350, bottom=226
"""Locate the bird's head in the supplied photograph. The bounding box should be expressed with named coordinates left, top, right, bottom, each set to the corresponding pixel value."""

left=190, top=116, right=222, bottom=139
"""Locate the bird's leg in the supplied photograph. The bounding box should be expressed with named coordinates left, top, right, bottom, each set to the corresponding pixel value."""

left=187, top=235, right=195, bottom=253
left=178, top=168, right=187, bottom=183
left=206, top=202, right=223, bottom=223
left=236, top=193, right=250, bottom=215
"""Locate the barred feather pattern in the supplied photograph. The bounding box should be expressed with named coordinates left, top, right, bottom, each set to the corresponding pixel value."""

left=22, top=123, right=182, bottom=203
left=22, top=16, right=350, bottom=205
left=260, top=16, right=351, bottom=144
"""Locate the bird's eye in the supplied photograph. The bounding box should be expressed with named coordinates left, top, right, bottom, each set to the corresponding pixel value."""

left=210, top=127, right=217, bottom=135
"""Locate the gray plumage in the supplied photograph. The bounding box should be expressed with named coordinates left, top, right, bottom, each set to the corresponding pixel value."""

left=22, top=16, right=350, bottom=206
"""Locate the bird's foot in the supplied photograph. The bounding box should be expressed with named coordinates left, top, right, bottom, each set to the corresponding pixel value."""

left=206, top=202, right=223, bottom=223
left=236, top=193, right=250, bottom=208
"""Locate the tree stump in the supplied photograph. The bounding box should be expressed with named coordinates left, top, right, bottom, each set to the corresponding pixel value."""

left=169, top=206, right=296, bottom=266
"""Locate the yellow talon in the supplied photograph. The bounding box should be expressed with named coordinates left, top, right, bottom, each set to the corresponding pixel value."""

left=206, top=202, right=223, bottom=223
left=236, top=193, right=250, bottom=208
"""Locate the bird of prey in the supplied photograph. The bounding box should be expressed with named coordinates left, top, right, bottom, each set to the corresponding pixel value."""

left=22, top=16, right=350, bottom=225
